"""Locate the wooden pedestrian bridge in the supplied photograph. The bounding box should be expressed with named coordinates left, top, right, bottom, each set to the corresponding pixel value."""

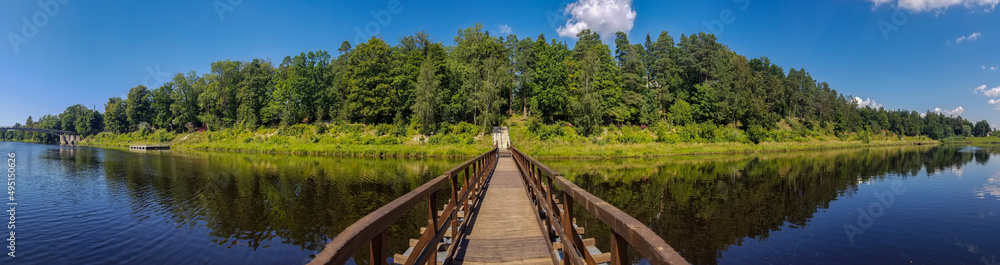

left=308, top=132, right=689, bottom=265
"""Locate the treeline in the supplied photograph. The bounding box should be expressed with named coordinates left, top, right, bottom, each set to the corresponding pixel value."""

left=3, top=24, right=997, bottom=144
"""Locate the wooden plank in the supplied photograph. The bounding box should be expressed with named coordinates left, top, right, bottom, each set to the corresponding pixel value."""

left=451, top=156, right=553, bottom=264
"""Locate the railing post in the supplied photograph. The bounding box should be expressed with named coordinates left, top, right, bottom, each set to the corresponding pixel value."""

left=610, top=231, right=628, bottom=265
left=464, top=169, right=471, bottom=213
left=450, top=175, right=459, bottom=250
left=546, top=176, right=555, bottom=238
left=427, top=191, right=439, bottom=265
left=370, top=228, right=388, bottom=265
left=562, top=192, right=574, bottom=265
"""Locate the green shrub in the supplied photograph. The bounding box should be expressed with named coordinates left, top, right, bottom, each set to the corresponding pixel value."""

left=375, top=135, right=399, bottom=145
left=313, top=123, right=327, bottom=135
left=374, top=124, right=394, bottom=136
left=677, top=124, right=703, bottom=143
left=747, top=125, right=768, bottom=144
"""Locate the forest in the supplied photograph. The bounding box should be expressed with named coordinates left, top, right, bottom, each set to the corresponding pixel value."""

left=2, top=24, right=996, bottom=144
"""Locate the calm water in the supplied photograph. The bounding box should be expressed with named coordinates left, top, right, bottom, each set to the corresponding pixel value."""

left=2, top=142, right=998, bottom=265
left=0, top=142, right=460, bottom=265
left=543, top=145, right=1000, bottom=265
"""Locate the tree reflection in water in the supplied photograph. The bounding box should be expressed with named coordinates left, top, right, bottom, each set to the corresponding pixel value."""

left=101, top=149, right=460, bottom=264
left=543, top=145, right=1000, bottom=265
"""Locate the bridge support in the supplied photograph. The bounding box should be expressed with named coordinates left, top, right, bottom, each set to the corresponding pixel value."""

left=59, top=135, right=81, bottom=146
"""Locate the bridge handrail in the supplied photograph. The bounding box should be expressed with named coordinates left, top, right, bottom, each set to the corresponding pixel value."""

left=510, top=147, right=690, bottom=265
left=308, top=146, right=499, bottom=265
left=0, top=126, right=78, bottom=135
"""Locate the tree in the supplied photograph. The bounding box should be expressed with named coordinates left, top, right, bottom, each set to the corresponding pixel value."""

left=452, top=24, right=511, bottom=133
left=571, top=45, right=604, bottom=136
left=125, top=85, right=152, bottom=131
left=76, top=108, right=103, bottom=136
left=151, top=84, right=175, bottom=130
left=668, top=99, right=694, bottom=126
left=973, top=120, right=992, bottom=137
left=345, top=38, right=394, bottom=124
left=338, top=41, right=352, bottom=54
left=104, top=97, right=129, bottom=133
left=412, top=54, right=441, bottom=134
left=615, top=31, right=655, bottom=125
left=531, top=36, right=570, bottom=122
left=170, top=72, right=203, bottom=131
left=237, top=59, right=274, bottom=128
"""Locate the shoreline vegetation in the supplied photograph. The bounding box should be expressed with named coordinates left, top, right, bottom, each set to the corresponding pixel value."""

left=72, top=117, right=961, bottom=159
left=4, top=25, right=998, bottom=157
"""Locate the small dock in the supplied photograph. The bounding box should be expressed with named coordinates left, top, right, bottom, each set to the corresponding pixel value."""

left=129, top=145, right=170, bottom=150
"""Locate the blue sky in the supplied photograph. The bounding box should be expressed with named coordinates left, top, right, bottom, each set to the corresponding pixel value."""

left=2, top=0, right=998, bottom=127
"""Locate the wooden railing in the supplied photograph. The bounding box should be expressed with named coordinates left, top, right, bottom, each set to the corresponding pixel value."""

left=308, top=147, right=499, bottom=265
left=510, top=147, right=690, bottom=265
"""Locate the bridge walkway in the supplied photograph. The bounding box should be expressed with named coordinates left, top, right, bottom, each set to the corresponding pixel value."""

left=448, top=150, right=552, bottom=265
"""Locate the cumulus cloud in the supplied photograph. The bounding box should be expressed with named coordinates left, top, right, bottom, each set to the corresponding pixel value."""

left=867, top=0, right=1000, bottom=12
left=990, top=99, right=1000, bottom=110
left=499, top=25, right=513, bottom=35
left=953, top=32, right=982, bottom=44
left=854, top=97, right=884, bottom=109
left=934, top=106, right=966, bottom=117
left=974, top=85, right=1000, bottom=97
left=556, top=0, right=637, bottom=39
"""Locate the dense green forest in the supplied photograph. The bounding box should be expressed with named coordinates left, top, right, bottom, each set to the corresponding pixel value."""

left=2, top=24, right=996, bottom=144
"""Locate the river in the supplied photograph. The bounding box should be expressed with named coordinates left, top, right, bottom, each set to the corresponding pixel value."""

left=1, top=142, right=998, bottom=264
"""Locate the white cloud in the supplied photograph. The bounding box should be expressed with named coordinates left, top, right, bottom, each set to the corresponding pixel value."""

left=990, top=99, right=1000, bottom=110
left=854, top=97, right=884, bottom=109
left=867, top=0, right=1000, bottom=12
left=954, top=32, right=982, bottom=44
left=556, top=0, right=637, bottom=39
left=974, top=85, right=1000, bottom=97
left=992, top=66, right=999, bottom=70
left=934, top=106, right=965, bottom=117
left=499, top=25, right=513, bottom=35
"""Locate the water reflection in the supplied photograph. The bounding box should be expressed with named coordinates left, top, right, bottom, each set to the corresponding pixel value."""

left=543, top=145, right=1000, bottom=265
left=976, top=172, right=1000, bottom=200
left=100, top=148, right=460, bottom=264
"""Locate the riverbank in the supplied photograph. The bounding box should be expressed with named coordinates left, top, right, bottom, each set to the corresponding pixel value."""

left=507, top=118, right=939, bottom=158
left=76, top=121, right=943, bottom=159
left=80, top=123, right=494, bottom=158
left=513, top=139, right=939, bottom=159
left=940, top=136, right=1000, bottom=145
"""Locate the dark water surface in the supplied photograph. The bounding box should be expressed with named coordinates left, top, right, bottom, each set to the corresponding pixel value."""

left=2, top=142, right=999, bottom=264
left=543, top=145, right=1000, bottom=265
left=0, top=142, right=460, bottom=265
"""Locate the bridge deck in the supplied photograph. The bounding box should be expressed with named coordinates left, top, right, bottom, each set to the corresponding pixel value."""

left=450, top=152, right=552, bottom=265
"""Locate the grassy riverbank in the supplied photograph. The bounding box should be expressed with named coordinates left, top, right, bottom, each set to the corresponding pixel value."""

left=506, top=117, right=939, bottom=158
left=81, top=122, right=493, bottom=158
left=80, top=117, right=942, bottom=159
left=940, top=136, right=1000, bottom=145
